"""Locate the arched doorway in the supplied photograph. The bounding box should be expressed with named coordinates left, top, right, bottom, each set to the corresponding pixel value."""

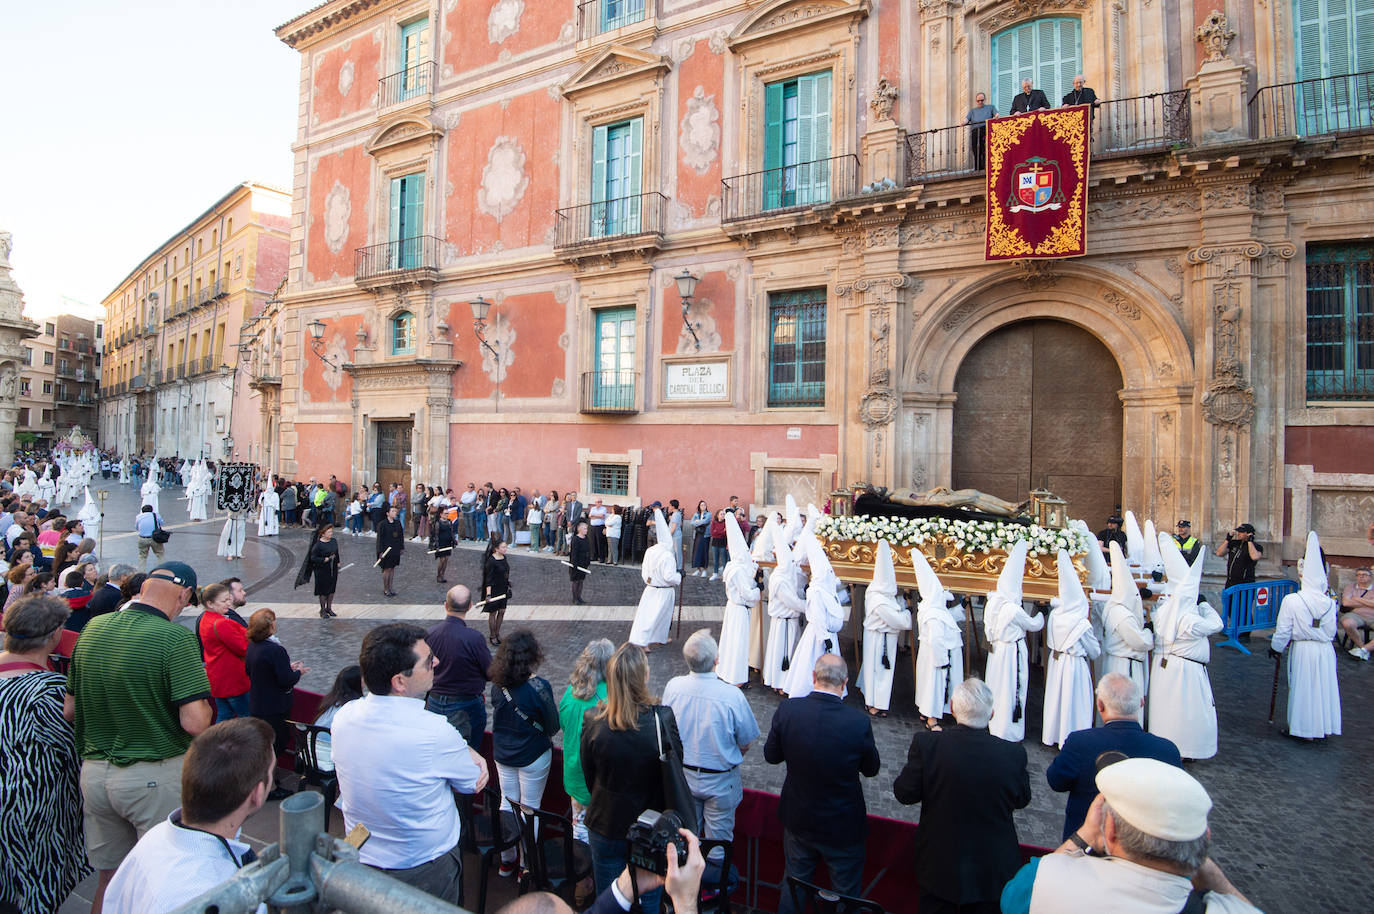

left=952, top=319, right=1123, bottom=526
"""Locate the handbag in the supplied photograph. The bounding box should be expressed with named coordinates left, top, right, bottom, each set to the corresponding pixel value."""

left=653, top=706, right=699, bottom=835
left=151, top=514, right=172, bottom=544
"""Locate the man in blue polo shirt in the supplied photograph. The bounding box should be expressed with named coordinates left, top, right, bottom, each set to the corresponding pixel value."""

left=425, top=584, right=493, bottom=743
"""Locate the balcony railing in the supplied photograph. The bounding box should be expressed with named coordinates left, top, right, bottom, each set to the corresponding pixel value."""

left=577, top=0, right=649, bottom=40
left=905, top=91, right=1191, bottom=185
left=555, top=191, right=667, bottom=249
left=200, top=356, right=214, bottom=375
left=579, top=370, right=639, bottom=414
left=721, top=154, right=860, bottom=222
left=379, top=60, right=436, bottom=107
left=355, top=235, right=443, bottom=285
left=1251, top=70, right=1374, bottom=139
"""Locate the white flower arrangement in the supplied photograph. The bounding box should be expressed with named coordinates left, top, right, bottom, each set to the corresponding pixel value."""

left=815, top=513, right=1091, bottom=557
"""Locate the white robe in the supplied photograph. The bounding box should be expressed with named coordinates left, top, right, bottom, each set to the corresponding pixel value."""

left=257, top=489, right=280, bottom=536
left=1272, top=593, right=1342, bottom=739
left=984, top=597, right=1045, bottom=742
left=188, top=483, right=210, bottom=522
left=717, top=560, right=760, bottom=685
left=784, top=585, right=845, bottom=699
left=1101, top=601, right=1154, bottom=697
left=218, top=513, right=247, bottom=559
left=37, top=474, right=56, bottom=504
left=1042, top=613, right=1102, bottom=747
left=628, top=543, right=681, bottom=646
left=77, top=501, right=102, bottom=545
left=858, top=593, right=912, bottom=712
left=763, top=570, right=805, bottom=689
left=915, top=603, right=964, bottom=721
left=1148, top=601, right=1223, bottom=759
left=140, top=480, right=161, bottom=515
left=118, top=460, right=131, bottom=484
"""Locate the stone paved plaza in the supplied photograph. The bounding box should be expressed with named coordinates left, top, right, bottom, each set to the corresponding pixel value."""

left=65, top=482, right=1372, bottom=913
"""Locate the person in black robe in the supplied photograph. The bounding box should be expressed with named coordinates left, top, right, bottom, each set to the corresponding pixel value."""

left=482, top=537, right=511, bottom=645
left=310, top=523, right=340, bottom=618
left=569, top=521, right=591, bottom=606
left=376, top=506, right=405, bottom=597
left=429, top=508, right=455, bottom=583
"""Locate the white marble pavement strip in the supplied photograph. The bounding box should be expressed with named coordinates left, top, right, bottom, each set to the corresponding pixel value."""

left=243, top=601, right=727, bottom=623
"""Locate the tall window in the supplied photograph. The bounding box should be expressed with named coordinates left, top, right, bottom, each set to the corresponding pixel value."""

left=600, top=0, right=646, bottom=33
left=389, top=172, right=426, bottom=268
left=392, top=311, right=417, bottom=355
left=1306, top=243, right=1373, bottom=400
left=592, top=308, right=636, bottom=409
left=991, top=18, right=1082, bottom=112
left=764, top=72, right=833, bottom=210
left=591, top=119, right=643, bottom=236
left=1295, top=0, right=1374, bottom=134
left=398, top=17, right=431, bottom=98
left=767, top=289, right=827, bottom=407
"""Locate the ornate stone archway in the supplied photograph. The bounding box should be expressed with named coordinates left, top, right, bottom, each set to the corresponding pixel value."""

left=894, top=264, right=1196, bottom=525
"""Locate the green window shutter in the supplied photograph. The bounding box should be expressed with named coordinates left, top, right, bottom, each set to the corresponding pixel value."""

left=1298, top=0, right=1325, bottom=80
left=1356, top=0, right=1374, bottom=71
left=1329, top=0, right=1353, bottom=77
left=400, top=18, right=430, bottom=71
left=625, top=118, right=643, bottom=231
left=993, top=30, right=1015, bottom=111
left=389, top=176, right=403, bottom=243
left=591, top=124, right=609, bottom=203
left=408, top=174, right=425, bottom=239
left=810, top=71, right=833, bottom=162
left=764, top=81, right=785, bottom=172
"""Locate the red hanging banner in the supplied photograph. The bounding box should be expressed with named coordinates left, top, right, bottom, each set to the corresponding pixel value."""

left=984, top=106, right=1091, bottom=261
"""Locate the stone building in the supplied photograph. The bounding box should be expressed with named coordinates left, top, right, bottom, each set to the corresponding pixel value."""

left=269, top=0, right=1374, bottom=565
left=0, top=233, right=42, bottom=464
left=99, top=182, right=290, bottom=463
left=53, top=315, right=101, bottom=436
left=18, top=318, right=58, bottom=450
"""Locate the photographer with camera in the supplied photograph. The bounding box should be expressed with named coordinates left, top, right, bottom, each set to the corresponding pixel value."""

left=1214, top=522, right=1263, bottom=590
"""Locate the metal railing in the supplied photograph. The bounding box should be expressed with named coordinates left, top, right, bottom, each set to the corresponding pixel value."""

left=555, top=191, right=667, bottom=248
left=355, top=234, right=442, bottom=282
left=1251, top=70, right=1374, bottom=139
left=1306, top=310, right=1374, bottom=401
left=721, top=154, right=860, bottom=222
left=176, top=364, right=187, bottom=380
left=905, top=91, right=1191, bottom=184
left=579, top=369, right=639, bottom=414
left=379, top=60, right=436, bottom=107
left=577, top=0, right=649, bottom=39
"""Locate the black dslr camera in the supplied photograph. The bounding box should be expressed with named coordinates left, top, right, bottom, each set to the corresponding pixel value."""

left=626, top=809, right=689, bottom=876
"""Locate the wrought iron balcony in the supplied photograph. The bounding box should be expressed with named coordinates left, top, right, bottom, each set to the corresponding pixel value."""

left=379, top=60, right=436, bottom=108
left=1250, top=70, right=1374, bottom=140
left=355, top=235, right=443, bottom=289
left=579, top=370, right=639, bottom=414
left=555, top=191, right=667, bottom=254
left=721, top=154, right=860, bottom=223
left=577, top=0, right=650, bottom=40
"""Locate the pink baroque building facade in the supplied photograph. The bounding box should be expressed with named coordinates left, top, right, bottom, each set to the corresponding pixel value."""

left=268, top=0, right=1374, bottom=568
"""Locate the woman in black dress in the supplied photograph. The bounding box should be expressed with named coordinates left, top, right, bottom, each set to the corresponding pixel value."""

left=376, top=505, right=405, bottom=597
left=310, top=523, right=340, bottom=618
left=569, top=520, right=590, bottom=605
left=429, top=506, right=455, bottom=583
left=246, top=608, right=308, bottom=799
left=482, top=537, right=511, bottom=645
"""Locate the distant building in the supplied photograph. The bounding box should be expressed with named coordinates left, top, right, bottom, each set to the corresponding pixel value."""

left=53, top=314, right=101, bottom=438
left=99, top=182, right=290, bottom=461
left=18, top=319, right=57, bottom=449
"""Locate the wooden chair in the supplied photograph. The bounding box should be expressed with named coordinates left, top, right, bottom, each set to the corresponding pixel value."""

left=786, top=876, right=886, bottom=914
left=458, top=785, right=520, bottom=914
left=698, top=837, right=736, bottom=914
left=511, top=802, right=592, bottom=906
left=290, top=723, right=338, bottom=832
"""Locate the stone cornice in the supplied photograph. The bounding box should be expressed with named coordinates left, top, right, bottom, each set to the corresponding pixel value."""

left=276, top=0, right=388, bottom=49
left=342, top=357, right=461, bottom=392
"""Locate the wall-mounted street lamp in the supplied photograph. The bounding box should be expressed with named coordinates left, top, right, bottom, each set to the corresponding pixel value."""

left=675, top=269, right=701, bottom=352
left=470, top=296, right=501, bottom=412
left=306, top=318, right=341, bottom=369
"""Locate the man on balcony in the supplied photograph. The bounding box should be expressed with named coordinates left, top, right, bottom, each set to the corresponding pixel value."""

left=1010, top=78, right=1051, bottom=114
left=1062, top=75, right=1100, bottom=119
left=966, top=92, right=998, bottom=170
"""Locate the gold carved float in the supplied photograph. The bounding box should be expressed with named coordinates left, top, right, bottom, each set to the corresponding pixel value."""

left=820, top=536, right=1086, bottom=600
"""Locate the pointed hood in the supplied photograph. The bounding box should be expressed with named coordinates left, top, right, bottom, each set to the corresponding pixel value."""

left=799, top=529, right=835, bottom=583
left=1142, top=520, right=1164, bottom=574
left=1300, top=530, right=1328, bottom=597
left=1108, top=541, right=1138, bottom=607
left=653, top=508, right=672, bottom=547
left=772, top=522, right=795, bottom=576
left=912, top=548, right=957, bottom=619
left=1155, top=533, right=1204, bottom=644
left=1073, top=519, right=1111, bottom=592
left=870, top=540, right=898, bottom=600
left=994, top=540, right=1030, bottom=606
left=725, top=511, right=754, bottom=567
left=78, top=486, right=100, bottom=522
left=1157, top=531, right=1191, bottom=593
left=803, top=503, right=822, bottom=537
left=1052, top=550, right=1091, bottom=621
left=784, top=495, right=802, bottom=544
left=750, top=515, right=777, bottom=563
left=40, top=464, right=52, bottom=481
left=1124, top=511, right=1145, bottom=565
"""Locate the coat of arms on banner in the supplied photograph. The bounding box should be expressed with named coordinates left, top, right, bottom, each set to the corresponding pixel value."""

left=1009, top=158, right=1064, bottom=213
left=216, top=462, right=258, bottom=513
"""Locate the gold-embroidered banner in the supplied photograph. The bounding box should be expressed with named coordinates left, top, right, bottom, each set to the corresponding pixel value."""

left=984, top=106, right=1091, bottom=260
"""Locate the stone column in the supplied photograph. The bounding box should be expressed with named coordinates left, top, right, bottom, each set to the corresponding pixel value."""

left=0, top=233, right=42, bottom=465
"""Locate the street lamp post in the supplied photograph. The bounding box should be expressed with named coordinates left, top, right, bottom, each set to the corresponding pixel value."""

left=470, top=296, right=501, bottom=412
left=675, top=269, right=701, bottom=351
left=306, top=319, right=341, bottom=369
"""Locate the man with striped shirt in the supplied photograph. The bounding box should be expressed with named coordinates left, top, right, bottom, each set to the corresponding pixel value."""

left=68, top=561, right=213, bottom=914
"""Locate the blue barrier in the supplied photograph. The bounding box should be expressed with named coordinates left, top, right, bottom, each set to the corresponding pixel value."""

left=1218, top=579, right=1298, bottom=654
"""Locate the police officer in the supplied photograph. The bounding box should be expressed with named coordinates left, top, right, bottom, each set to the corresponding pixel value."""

left=1172, top=520, right=1200, bottom=564
left=1097, top=514, right=1127, bottom=556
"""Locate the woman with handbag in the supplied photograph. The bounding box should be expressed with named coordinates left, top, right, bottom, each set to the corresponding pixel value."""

left=580, top=643, right=687, bottom=914
left=488, top=629, right=561, bottom=876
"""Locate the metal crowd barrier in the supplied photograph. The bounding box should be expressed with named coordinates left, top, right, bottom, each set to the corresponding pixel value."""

left=1217, top=579, right=1298, bottom=655
left=171, top=791, right=472, bottom=914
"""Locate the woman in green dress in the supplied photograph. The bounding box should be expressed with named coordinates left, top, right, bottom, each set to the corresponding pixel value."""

left=557, top=638, right=614, bottom=842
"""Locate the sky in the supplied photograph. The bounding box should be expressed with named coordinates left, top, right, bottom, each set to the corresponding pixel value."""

left=0, top=1, right=303, bottom=320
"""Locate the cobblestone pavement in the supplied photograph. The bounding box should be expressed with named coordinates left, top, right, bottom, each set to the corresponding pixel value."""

left=77, top=482, right=1373, bottom=913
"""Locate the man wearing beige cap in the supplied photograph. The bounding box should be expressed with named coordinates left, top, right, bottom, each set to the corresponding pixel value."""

left=1000, top=758, right=1259, bottom=912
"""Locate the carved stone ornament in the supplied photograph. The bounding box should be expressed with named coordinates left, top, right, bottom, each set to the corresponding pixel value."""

left=1195, top=10, right=1236, bottom=62
left=1201, top=376, right=1255, bottom=428
left=859, top=389, right=898, bottom=429
left=1016, top=259, right=1061, bottom=290
left=868, top=77, right=898, bottom=122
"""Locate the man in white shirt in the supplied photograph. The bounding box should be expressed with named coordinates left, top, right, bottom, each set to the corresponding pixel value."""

left=103, top=718, right=275, bottom=914
left=331, top=622, right=489, bottom=903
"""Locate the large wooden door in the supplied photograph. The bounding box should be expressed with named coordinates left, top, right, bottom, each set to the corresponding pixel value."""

left=952, top=320, right=1123, bottom=526
left=375, top=421, right=412, bottom=494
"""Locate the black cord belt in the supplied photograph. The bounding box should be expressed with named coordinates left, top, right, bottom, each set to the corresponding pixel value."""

left=683, top=763, right=737, bottom=774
